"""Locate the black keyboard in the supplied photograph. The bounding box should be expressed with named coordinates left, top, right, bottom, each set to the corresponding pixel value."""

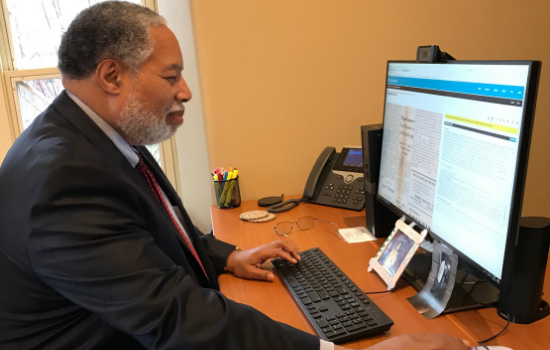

left=272, top=247, right=393, bottom=344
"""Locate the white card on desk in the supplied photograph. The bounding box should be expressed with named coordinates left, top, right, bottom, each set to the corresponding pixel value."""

left=339, top=227, right=376, bottom=244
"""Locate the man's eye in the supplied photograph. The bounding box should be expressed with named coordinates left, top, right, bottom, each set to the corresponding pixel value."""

left=165, top=76, right=177, bottom=82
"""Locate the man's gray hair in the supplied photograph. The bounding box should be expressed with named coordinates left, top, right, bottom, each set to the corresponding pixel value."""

left=58, top=1, right=166, bottom=80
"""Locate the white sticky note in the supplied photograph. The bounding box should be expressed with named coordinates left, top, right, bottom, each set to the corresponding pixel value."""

left=338, top=227, right=377, bottom=244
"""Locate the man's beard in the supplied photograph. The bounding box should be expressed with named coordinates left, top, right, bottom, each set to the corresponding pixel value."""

left=115, top=92, right=183, bottom=145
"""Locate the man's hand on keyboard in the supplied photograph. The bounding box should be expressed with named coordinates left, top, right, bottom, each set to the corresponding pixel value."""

left=226, top=240, right=301, bottom=281
left=334, top=333, right=470, bottom=350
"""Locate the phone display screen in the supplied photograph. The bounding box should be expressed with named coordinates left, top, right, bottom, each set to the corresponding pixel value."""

left=343, top=149, right=363, bottom=167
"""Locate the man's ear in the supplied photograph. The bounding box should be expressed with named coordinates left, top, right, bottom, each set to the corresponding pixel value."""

left=96, top=59, right=126, bottom=94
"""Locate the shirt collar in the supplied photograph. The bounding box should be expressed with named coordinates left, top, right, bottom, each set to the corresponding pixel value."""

left=66, top=91, right=139, bottom=167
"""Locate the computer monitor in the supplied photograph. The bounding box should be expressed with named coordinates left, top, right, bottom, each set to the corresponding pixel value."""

left=377, top=61, right=541, bottom=291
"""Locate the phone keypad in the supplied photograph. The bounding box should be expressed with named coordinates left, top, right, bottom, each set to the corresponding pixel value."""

left=321, top=180, right=363, bottom=210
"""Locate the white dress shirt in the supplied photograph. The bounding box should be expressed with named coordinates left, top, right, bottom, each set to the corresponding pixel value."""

left=66, top=91, right=334, bottom=350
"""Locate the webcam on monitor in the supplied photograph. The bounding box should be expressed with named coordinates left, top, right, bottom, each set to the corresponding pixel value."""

left=416, top=45, right=455, bottom=62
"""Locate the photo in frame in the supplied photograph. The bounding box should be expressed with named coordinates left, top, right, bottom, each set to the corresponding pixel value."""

left=368, top=218, right=428, bottom=289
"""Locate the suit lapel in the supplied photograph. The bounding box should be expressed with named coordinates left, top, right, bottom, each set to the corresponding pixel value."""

left=136, top=146, right=219, bottom=289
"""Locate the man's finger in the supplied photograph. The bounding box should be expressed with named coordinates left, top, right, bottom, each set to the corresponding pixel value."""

left=270, top=240, right=301, bottom=261
left=258, top=247, right=297, bottom=264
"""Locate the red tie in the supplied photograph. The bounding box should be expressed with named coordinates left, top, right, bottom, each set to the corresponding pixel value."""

left=134, top=152, right=208, bottom=279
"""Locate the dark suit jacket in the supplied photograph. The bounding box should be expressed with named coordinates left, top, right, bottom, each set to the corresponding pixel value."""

left=0, top=91, right=319, bottom=350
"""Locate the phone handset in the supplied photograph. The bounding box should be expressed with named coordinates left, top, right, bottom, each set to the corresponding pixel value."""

left=268, top=147, right=336, bottom=214
left=302, top=146, right=336, bottom=200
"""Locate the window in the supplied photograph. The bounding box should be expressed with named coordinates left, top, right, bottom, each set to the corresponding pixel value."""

left=0, top=0, right=173, bottom=175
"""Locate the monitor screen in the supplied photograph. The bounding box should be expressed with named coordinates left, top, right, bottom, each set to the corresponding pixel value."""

left=377, top=61, right=534, bottom=284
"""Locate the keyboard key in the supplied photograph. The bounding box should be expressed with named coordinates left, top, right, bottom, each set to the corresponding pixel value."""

left=308, top=308, right=318, bottom=314
left=319, top=306, right=329, bottom=312
left=329, top=291, right=339, bottom=297
left=325, top=331, right=337, bottom=338
left=318, top=291, right=330, bottom=299
left=334, top=328, right=347, bottom=335
left=307, top=291, right=322, bottom=303
left=355, top=307, right=364, bottom=312
left=336, top=287, right=347, bottom=294
left=358, top=311, right=368, bottom=317
left=367, top=320, right=378, bottom=326
left=345, top=325, right=357, bottom=332
left=300, top=297, right=312, bottom=305
left=353, top=318, right=362, bottom=324
left=312, top=314, right=322, bottom=319
left=345, top=310, right=355, bottom=315
left=355, top=322, right=367, bottom=329
left=342, top=320, right=353, bottom=327
left=306, top=305, right=316, bottom=310
left=336, top=300, right=346, bottom=306
left=333, top=324, right=343, bottom=330
left=329, top=320, right=340, bottom=326
left=350, top=302, right=359, bottom=307
left=335, top=312, right=346, bottom=318
left=339, top=316, right=349, bottom=322
left=322, top=327, right=332, bottom=333
left=349, top=314, right=359, bottom=320
left=316, top=319, right=329, bottom=328
left=341, top=304, right=350, bottom=310
left=333, top=297, right=343, bottom=302
left=326, top=315, right=336, bottom=321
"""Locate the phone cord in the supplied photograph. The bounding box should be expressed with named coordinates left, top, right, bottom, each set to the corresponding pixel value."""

left=267, top=198, right=304, bottom=213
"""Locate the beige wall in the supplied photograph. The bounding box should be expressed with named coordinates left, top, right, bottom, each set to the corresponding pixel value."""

left=190, top=0, right=550, bottom=216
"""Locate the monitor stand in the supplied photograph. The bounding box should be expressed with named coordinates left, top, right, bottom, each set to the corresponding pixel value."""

left=402, top=252, right=500, bottom=314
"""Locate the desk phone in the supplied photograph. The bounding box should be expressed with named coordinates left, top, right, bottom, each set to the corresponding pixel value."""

left=303, top=147, right=365, bottom=211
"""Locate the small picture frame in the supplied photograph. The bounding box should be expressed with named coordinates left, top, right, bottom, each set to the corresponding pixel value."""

left=368, top=218, right=428, bottom=289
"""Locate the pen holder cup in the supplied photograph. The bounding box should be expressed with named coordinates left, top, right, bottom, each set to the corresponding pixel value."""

left=213, top=176, right=241, bottom=209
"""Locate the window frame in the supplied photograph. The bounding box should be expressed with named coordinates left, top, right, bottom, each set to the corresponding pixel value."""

left=0, top=0, right=180, bottom=193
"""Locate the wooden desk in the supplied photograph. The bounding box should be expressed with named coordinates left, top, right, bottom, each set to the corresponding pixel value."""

left=211, top=198, right=550, bottom=349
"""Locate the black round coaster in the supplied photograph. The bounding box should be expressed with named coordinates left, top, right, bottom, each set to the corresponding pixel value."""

left=258, top=195, right=284, bottom=207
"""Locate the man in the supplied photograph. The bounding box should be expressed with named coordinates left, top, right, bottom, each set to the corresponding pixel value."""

left=0, top=2, right=470, bottom=350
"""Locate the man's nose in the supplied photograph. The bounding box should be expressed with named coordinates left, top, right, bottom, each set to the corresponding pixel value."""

left=177, top=77, right=192, bottom=103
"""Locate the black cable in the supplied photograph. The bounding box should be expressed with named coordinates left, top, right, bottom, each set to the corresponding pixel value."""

left=364, top=268, right=430, bottom=295
left=461, top=280, right=487, bottom=301
left=267, top=198, right=303, bottom=213
left=477, top=310, right=510, bottom=348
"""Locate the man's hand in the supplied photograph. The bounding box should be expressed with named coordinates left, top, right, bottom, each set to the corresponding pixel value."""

left=334, top=334, right=471, bottom=350
left=225, top=240, right=301, bottom=281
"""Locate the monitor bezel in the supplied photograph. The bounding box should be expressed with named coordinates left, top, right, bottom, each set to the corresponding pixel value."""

left=376, top=60, right=541, bottom=291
